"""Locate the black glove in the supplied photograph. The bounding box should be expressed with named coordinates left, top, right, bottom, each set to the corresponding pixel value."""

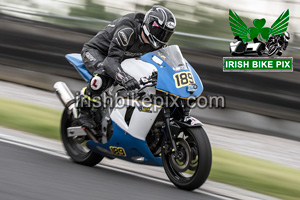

left=115, top=70, right=140, bottom=90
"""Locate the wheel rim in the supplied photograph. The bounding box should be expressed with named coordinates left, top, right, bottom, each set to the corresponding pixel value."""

left=170, top=139, right=191, bottom=172
left=164, top=130, right=200, bottom=182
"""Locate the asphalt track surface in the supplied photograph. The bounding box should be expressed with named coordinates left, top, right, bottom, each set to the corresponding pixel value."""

left=0, top=141, right=223, bottom=200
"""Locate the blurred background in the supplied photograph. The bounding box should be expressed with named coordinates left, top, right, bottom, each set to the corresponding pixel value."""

left=0, top=0, right=299, bottom=139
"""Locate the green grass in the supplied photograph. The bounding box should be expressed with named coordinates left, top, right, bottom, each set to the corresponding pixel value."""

left=0, top=98, right=61, bottom=139
left=210, top=148, right=300, bottom=200
left=1, top=97, right=300, bottom=199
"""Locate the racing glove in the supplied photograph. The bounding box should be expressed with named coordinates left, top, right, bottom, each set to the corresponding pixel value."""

left=115, top=69, right=140, bottom=90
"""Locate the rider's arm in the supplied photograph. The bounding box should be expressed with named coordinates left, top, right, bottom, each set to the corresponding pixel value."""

left=101, top=20, right=139, bottom=90
left=102, top=20, right=136, bottom=79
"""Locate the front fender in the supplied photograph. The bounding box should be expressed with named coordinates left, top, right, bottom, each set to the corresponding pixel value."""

left=170, top=117, right=203, bottom=136
left=174, top=117, right=203, bottom=128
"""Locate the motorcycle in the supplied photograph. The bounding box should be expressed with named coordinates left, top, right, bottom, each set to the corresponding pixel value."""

left=54, top=45, right=212, bottom=191
left=230, top=39, right=264, bottom=56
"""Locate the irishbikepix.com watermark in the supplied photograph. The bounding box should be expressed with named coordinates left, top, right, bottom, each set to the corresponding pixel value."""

left=76, top=92, right=226, bottom=112
left=223, top=57, right=293, bottom=72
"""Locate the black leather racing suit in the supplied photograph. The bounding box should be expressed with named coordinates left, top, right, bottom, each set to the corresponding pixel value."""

left=267, top=35, right=288, bottom=51
left=78, top=13, right=157, bottom=129
left=81, top=12, right=155, bottom=89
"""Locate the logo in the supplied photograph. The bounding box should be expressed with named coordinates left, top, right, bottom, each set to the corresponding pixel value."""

left=119, top=31, right=128, bottom=44
left=224, top=9, right=293, bottom=72
left=138, top=106, right=152, bottom=113
left=85, top=52, right=96, bottom=62
left=152, top=21, right=159, bottom=28
left=166, top=21, right=175, bottom=29
left=229, top=9, right=289, bottom=43
left=124, top=51, right=143, bottom=57
left=117, top=28, right=134, bottom=46
left=90, top=76, right=102, bottom=90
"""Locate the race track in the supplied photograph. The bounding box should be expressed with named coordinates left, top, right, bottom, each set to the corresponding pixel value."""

left=0, top=141, right=222, bottom=200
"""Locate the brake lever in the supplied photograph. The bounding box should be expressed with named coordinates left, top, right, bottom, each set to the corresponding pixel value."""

left=125, top=82, right=154, bottom=98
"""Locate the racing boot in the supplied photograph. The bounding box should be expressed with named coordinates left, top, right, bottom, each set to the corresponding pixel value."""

left=77, top=88, right=97, bottom=129
left=277, top=50, right=282, bottom=56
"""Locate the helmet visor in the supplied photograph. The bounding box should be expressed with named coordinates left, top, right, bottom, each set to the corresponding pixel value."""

left=149, top=21, right=174, bottom=44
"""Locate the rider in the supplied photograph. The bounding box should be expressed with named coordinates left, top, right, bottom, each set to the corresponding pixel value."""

left=267, top=31, right=290, bottom=56
left=78, top=5, right=176, bottom=129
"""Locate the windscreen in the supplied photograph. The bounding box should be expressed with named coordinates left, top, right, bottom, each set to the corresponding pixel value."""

left=153, top=45, right=188, bottom=71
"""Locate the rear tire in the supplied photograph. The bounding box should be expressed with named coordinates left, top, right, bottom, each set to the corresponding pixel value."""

left=61, top=108, right=103, bottom=166
left=162, top=127, right=212, bottom=190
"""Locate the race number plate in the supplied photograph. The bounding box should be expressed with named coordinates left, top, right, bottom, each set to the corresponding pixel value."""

left=173, top=72, right=195, bottom=88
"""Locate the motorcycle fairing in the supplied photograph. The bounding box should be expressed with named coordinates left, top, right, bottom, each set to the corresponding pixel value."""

left=141, top=52, right=203, bottom=99
left=86, top=122, right=163, bottom=166
left=65, top=54, right=92, bottom=82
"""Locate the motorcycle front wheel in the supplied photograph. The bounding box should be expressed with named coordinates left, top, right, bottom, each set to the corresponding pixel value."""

left=268, top=45, right=278, bottom=56
left=162, top=126, right=212, bottom=191
left=61, top=108, right=104, bottom=166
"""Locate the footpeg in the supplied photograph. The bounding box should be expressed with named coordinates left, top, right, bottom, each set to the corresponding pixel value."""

left=67, top=126, right=87, bottom=137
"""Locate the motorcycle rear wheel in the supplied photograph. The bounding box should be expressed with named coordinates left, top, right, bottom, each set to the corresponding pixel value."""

left=162, top=126, right=212, bottom=191
left=61, top=108, right=103, bottom=166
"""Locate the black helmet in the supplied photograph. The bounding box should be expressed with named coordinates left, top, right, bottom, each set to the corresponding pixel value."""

left=142, top=5, right=176, bottom=48
left=284, top=31, right=290, bottom=42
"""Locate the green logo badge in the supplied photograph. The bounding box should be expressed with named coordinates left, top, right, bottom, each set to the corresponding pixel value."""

left=229, top=9, right=289, bottom=42
left=225, top=9, right=293, bottom=72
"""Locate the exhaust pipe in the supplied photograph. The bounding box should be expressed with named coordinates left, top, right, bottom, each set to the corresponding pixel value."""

left=54, top=82, right=78, bottom=118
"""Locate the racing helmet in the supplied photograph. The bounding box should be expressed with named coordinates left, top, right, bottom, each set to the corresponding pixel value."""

left=142, top=5, right=176, bottom=48
left=284, top=31, right=290, bottom=42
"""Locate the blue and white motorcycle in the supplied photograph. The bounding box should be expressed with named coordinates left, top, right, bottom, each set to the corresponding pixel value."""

left=54, top=45, right=212, bottom=191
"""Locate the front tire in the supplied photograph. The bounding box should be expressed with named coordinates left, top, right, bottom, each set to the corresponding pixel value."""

left=268, top=45, right=278, bottom=56
left=61, top=108, right=103, bottom=166
left=162, top=127, right=212, bottom=190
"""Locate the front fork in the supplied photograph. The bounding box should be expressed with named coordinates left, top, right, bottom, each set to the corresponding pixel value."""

left=163, top=99, right=191, bottom=157
left=163, top=107, right=179, bottom=158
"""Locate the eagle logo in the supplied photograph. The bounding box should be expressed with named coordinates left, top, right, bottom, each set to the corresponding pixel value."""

left=229, top=9, right=289, bottom=42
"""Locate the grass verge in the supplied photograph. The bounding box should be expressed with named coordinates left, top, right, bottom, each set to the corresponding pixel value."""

left=0, top=98, right=61, bottom=139
left=210, top=148, right=300, bottom=200
left=0, top=97, right=300, bottom=199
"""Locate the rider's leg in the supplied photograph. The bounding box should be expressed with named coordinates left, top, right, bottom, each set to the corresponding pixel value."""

left=277, top=50, right=282, bottom=56
left=77, top=73, right=113, bottom=128
left=77, top=49, right=112, bottom=129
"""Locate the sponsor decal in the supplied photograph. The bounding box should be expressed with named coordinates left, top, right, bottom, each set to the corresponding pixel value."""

left=166, top=21, right=175, bottom=29
left=85, top=52, right=96, bottom=62
left=109, top=146, right=126, bottom=157
left=90, top=76, right=102, bottom=90
left=138, top=106, right=152, bottom=113
left=152, top=21, right=159, bottom=27
left=124, top=52, right=143, bottom=57
left=117, top=28, right=134, bottom=46
left=152, top=56, right=163, bottom=65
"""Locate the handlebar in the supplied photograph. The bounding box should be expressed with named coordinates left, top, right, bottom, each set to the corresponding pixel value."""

left=122, top=71, right=157, bottom=98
